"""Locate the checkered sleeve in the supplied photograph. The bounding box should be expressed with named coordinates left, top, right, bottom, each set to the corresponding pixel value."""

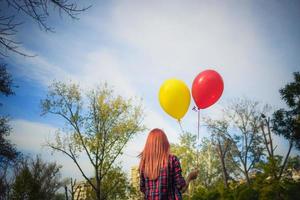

left=140, top=171, right=146, bottom=194
left=173, top=156, right=187, bottom=191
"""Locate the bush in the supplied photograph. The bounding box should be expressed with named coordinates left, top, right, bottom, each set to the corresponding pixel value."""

left=236, top=187, right=259, bottom=200
left=282, top=180, right=300, bottom=200
left=190, top=186, right=221, bottom=200
left=258, top=181, right=283, bottom=200
left=189, top=180, right=300, bottom=200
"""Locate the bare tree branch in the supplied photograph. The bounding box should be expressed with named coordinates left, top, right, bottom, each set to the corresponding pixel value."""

left=0, top=0, right=90, bottom=57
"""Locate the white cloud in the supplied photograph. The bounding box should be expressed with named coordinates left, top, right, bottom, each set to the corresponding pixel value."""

left=9, top=48, right=75, bottom=87
left=9, top=119, right=56, bottom=152
left=75, top=49, right=137, bottom=98
left=106, top=0, right=291, bottom=106
left=9, top=119, right=93, bottom=180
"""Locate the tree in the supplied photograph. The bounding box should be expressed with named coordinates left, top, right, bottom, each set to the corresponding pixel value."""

left=259, top=113, right=286, bottom=181
left=287, top=155, right=300, bottom=171
left=224, top=99, right=265, bottom=185
left=10, top=156, right=65, bottom=200
left=260, top=114, right=276, bottom=159
left=272, top=71, right=300, bottom=180
left=0, top=117, right=20, bottom=198
left=171, top=132, right=225, bottom=197
left=197, top=137, right=222, bottom=188
left=171, top=132, right=198, bottom=178
left=0, top=0, right=90, bottom=57
left=86, top=164, right=133, bottom=200
left=41, top=81, right=145, bottom=200
left=205, top=118, right=235, bottom=188
left=0, top=64, right=20, bottom=200
left=0, top=64, right=14, bottom=97
left=54, top=193, right=65, bottom=200
left=171, top=132, right=198, bottom=199
left=64, top=178, right=81, bottom=200
left=0, top=116, right=19, bottom=168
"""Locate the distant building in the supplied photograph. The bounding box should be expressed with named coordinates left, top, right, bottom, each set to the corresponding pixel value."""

left=131, top=166, right=140, bottom=189
left=292, top=170, right=300, bottom=181
left=73, top=181, right=90, bottom=200
left=131, top=166, right=143, bottom=200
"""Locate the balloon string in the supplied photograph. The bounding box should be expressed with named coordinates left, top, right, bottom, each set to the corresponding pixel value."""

left=197, top=109, right=200, bottom=167
left=197, top=109, right=200, bottom=141
left=178, top=120, right=184, bottom=134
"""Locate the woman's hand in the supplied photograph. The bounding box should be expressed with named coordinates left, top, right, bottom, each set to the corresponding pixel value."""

left=187, top=169, right=199, bottom=182
left=181, top=169, right=199, bottom=193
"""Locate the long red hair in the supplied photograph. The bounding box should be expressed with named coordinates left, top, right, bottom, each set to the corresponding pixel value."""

left=139, top=128, right=170, bottom=180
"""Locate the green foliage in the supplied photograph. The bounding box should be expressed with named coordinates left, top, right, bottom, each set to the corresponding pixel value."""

left=0, top=116, right=19, bottom=167
left=41, top=81, right=145, bottom=200
left=273, top=109, right=299, bottom=148
left=189, top=178, right=300, bottom=200
left=190, top=186, right=221, bottom=200
left=198, top=138, right=222, bottom=187
left=98, top=164, right=130, bottom=200
left=0, top=64, right=19, bottom=200
left=282, top=181, right=300, bottom=200
left=225, top=99, right=266, bottom=184
left=252, top=179, right=300, bottom=200
left=54, top=193, right=66, bottom=200
left=177, top=73, right=300, bottom=199
left=171, top=133, right=224, bottom=189
left=11, top=165, right=36, bottom=200
left=127, top=183, right=143, bottom=200
left=205, top=117, right=239, bottom=188
left=234, top=184, right=258, bottom=200
left=0, top=64, right=14, bottom=97
left=10, top=156, right=64, bottom=200
left=279, top=72, right=300, bottom=111
left=255, top=156, right=283, bottom=180
left=171, top=132, right=197, bottom=177
left=272, top=71, right=300, bottom=149
left=258, top=181, right=283, bottom=200
left=85, top=164, right=132, bottom=200
left=287, top=155, right=300, bottom=170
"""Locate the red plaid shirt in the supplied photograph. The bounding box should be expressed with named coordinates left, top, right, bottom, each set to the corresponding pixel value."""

left=140, top=155, right=186, bottom=200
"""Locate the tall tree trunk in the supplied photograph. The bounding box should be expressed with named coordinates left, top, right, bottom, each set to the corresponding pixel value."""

left=220, top=157, right=229, bottom=188
left=278, top=141, right=293, bottom=180
left=216, top=140, right=229, bottom=188
left=245, top=172, right=250, bottom=185
left=64, top=185, right=68, bottom=200
left=96, top=189, right=101, bottom=200
left=96, top=168, right=101, bottom=200
left=243, top=163, right=250, bottom=185
left=266, top=118, right=274, bottom=158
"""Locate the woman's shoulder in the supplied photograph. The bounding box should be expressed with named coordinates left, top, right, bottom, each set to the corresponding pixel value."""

left=168, top=154, right=182, bottom=171
left=169, top=154, right=180, bottom=162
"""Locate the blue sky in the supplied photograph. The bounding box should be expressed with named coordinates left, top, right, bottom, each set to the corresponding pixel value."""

left=1, top=0, right=300, bottom=180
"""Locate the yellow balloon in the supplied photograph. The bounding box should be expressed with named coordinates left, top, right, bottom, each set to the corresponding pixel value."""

left=159, top=79, right=191, bottom=120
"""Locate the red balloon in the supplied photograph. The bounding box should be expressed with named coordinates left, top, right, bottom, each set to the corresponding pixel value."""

left=192, top=69, right=224, bottom=109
